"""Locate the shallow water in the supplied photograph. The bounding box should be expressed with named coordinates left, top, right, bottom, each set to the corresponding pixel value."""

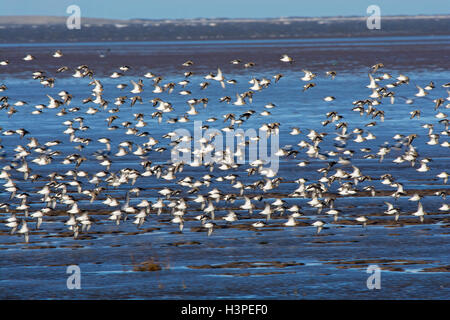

left=0, top=36, right=449, bottom=299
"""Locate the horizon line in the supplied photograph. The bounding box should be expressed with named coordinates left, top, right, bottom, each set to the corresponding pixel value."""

left=1, top=13, right=450, bottom=21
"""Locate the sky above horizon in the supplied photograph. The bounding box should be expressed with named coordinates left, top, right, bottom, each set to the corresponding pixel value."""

left=0, top=0, right=449, bottom=20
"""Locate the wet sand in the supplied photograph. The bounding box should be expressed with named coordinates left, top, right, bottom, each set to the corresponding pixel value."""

left=0, top=36, right=449, bottom=299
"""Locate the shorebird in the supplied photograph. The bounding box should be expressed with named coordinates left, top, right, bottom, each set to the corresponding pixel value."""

left=284, top=216, right=298, bottom=226
left=415, top=85, right=428, bottom=97
left=326, top=71, right=337, bottom=79
left=52, top=50, right=63, bottom=58
left=212, top=68, right=225, bottom=88
left=252, top=221, right=266, bottom=228
left=367, top=73, right=378, bottom=89
left=203, top=221, right=216, bottom=236
left=31, top=210, right=44, bottom=229
left=23, top=54, right=35, bottom=61
left=290, top=127, right=302, bottom=135
left=326, top=209, right=340, bottom=222
left=412, top=202, right=426, bottom=222
left=301, top=70, right=316, bottom=81
left=280, top=54, right=294, bottom=64
left=240, top=196, right=254, bottom=215
left=5, top=213, right=18, bottom=235
left=132, top=209, right=147, bottom=228
left=437, top=172, right=448, bottom=184
left=312, top=220, right=325, bottom=234
left=109, top=210, right=123, bottom=225
left=130, top=79, right=143, bottom=94
left=259, top=203, right=273, bottom=221
left=233, top=93, right=245, bottom=106
left=18, top=220, right=30, bottom=243
left=384, top=202, right=400, bottom=221
left=171, top=216, right=184, bottom=231
left=356, top=216, right=368, bottom=228
left=223, top=211, right=238, bottom=223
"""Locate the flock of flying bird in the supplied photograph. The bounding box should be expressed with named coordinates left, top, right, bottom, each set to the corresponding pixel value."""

left=0, top=50, right=449, bottom=243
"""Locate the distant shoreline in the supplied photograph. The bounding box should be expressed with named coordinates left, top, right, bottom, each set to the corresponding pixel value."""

left=1, top=14, right=449, bottom=25
left=1, top=15, right=449, bottom=43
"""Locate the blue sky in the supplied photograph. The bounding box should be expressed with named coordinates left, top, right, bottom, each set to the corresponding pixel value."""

left=0, top=0, right=449, bottom=19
